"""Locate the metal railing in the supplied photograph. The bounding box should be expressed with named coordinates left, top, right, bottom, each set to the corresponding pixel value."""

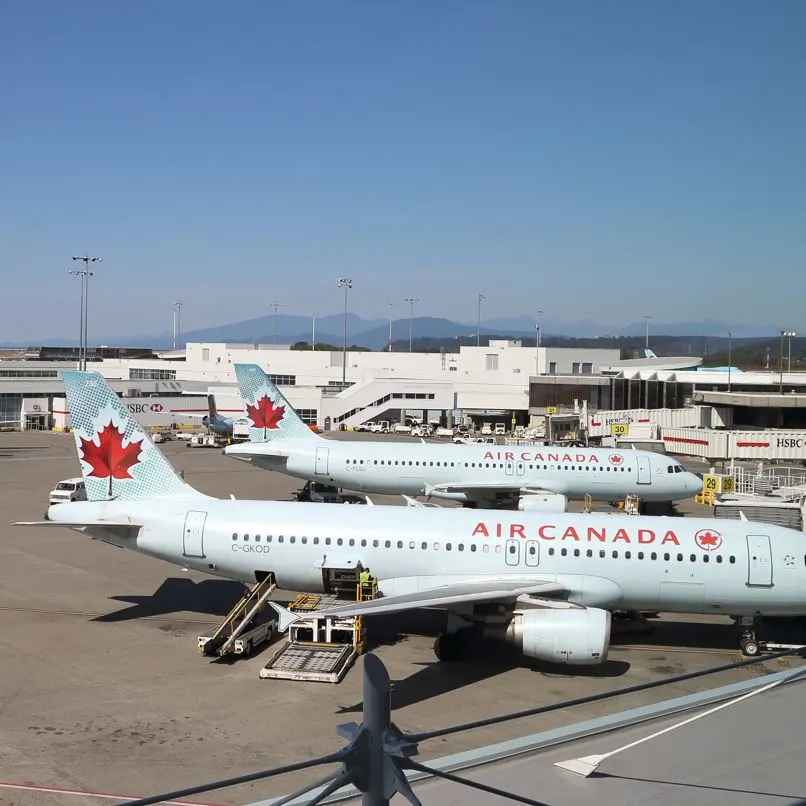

left=123, top=647, right=806, bottom=806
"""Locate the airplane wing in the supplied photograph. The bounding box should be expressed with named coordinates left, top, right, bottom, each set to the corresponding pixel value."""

left=271, top=578, right=565, bottom=630
left=14, top=519, right=142, bottom=527
left=427, top=481, right=561, bottom=496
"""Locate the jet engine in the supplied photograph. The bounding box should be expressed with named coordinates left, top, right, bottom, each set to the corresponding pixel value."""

left=505, top=607, right=611, bottom=665
left=518, top=493, right=567, bottom=512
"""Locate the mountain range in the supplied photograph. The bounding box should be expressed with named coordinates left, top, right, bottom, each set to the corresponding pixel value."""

left=1, top=314, right=786, bottom=351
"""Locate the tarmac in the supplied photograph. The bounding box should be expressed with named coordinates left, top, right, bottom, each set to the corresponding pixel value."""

left=0, top=430, right=803, bottom=805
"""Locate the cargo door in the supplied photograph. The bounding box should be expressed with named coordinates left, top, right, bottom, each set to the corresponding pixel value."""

left=637, top=456, right=652, bottom=485
left=747, top=535, right=773, bottom=586
left=183, top=511, right=207, bottom=558
left=315, top=447, right=329, bottom=475
left=505, top=539, right=520, bottom=566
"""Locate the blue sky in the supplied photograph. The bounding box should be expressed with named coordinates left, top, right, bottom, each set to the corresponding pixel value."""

left=3, top=0, right=805, bottom=341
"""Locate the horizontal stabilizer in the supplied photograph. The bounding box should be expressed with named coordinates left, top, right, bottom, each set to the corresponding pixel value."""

left=14, top=519, right=142, bottom=528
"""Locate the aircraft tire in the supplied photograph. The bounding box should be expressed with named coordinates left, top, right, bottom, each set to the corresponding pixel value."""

left=741, top=639, right=760, bottom=657
left=434, top=633, right=463, bottom=662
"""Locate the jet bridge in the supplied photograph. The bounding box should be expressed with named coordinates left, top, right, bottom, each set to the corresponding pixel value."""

left=259, top=581, right=377, bottom=683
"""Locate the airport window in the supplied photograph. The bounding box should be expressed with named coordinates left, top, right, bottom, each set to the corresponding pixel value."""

left=129, top=368, right=177, bottom=380
left=485, top=354, right=499, bottom=371
left=549, top=362, right=557, bottom=375
left=267, top=374, right=296, bottom=386
left=582, top=363, right=593, bottom=374
left=572, top=363, right=580, bottom=374
left=297, top=409, right=317, bottom=424
left=202, top=348, right=210, bottom=361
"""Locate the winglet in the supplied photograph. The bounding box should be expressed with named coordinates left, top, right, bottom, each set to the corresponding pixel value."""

left=270, top=601, right=301, bottom=632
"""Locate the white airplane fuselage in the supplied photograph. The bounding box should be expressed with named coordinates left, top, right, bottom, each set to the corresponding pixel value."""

left=226, top=439, right=701, bottom=503
left=48, top=498, right=806, bottom=617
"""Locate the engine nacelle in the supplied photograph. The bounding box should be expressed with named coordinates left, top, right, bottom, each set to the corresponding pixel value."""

left=518, top=493, right=567, bottom=512
left=505, top=607, right=611, bottom=665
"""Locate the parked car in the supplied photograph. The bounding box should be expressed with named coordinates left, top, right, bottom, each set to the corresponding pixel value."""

left=49, top=478, right=87, bottom=504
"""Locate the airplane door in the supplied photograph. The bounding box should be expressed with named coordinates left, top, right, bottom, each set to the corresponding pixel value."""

left=183, top=510, right=207, bottom=558
left=747, top=535, right=773, bottom=586
left=505, top=539, right=520, bottom=566
left=516, top=462, right=526, bottom=477
left=524, top=540, right=540, bottom=567
left=505, top=461, right=514, bottom=476
left=315, top=447, right=329, bottom=475
left=637, top=456, right=652, bottom=485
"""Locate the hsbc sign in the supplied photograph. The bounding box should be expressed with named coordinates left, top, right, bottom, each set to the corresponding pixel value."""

left=121, top=397, right=203, bottom=428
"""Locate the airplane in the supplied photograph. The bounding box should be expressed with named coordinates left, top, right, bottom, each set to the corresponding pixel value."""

left=223, top=364, right=701, bottom=511
left=15, top=370, right=802, bottom=664
left=201, top=394, right=238, bottom=436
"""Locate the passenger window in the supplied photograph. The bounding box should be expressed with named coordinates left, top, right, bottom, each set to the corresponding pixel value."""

left=664, top=553, right=670, bottom=561
left=349, top=538, right=354, bottom=546
left=290, top=536, right=296, bottom=544
left=325, top=537, right=331, bottom=545
left=573, top=549, right=580, bottom=557
left=483, top=545, right=489, bottom=553
left=397, top=541, right=403, bottom=548
left=561, top=548, right=567, bottom=556
left=458, top=544, right=464, bottom=551
left=690, top=554, right=696, bottom=562
left=278, top=536, right=284, bottom=543
left=434, top=543, right=440, bottom=550
left=409, top=541, right=415, bottom=549
left=703, top=554, right=709, bottom=563
left=717, top=555, right=723, bottom=563
left=301, top=537, right=306, bottom=544
left=421, top=542, right=427, bottom=550
left=599, top=549, right=606, bottom=558
left=729, top=556, right=736, bottom=564
left=446, top=543, right=452, bottom=551
left=637, top=551, right=644, bottom=560
left=361, top=539, right=366, bottom=547
left=337, top=538, right=343, bottom=546
left=651, top=552, right=657, bottom=560
left=470, top=544, right=476, bottom=552
left=586, top=549, right=593, bottom=557
left=244, top=534, right=249, bottom=541
left=625, top=551, right=631, bottom=559
left=313, top=537, right=319, bottom=545
left=267, top=535, right=273, bottom=542
left=612, top=550, right=618, bottom=558
left=677, top=553, right=683, bottom=561
left=232, top=533, right=238, bottom=541
left=373, top=539, right=379, bottom=548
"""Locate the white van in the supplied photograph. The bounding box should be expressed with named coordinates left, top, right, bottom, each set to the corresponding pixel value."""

left=49, top=478, right=87, bottom=504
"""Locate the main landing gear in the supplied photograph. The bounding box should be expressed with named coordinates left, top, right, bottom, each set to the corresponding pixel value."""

left=433, top=626, right=483, bottom=662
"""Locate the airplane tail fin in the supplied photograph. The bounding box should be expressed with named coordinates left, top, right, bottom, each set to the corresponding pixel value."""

left=207, top=394, right=219, bottom=420
left=233, top=364, right=321, bottom=444
left=63, top=371, right=206, bottom=502
left=644, top=349, right=658, bottom=359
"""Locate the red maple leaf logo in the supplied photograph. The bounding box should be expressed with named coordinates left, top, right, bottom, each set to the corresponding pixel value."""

left=247, top=395, right=285, bottom=430
left=79, top=421, right=143, bottom=480
left=695, top=529, right=722, bottom=551
left=609, top=454, right=624, bottom=465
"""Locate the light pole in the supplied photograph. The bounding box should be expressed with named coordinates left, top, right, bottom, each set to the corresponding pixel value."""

left=643, top=315, right=651, bottom=350
left=71, top=256, right=102, bottom=370
left=534, top=309, right=544, bottom=376
left=338, top=278, right=352, bottom=384
left=786, top=331, right=796, bottom=372
left=311, top=312, right=317, bottom=351
left=269, top=302, right=283, bottom=344
left=388, top=302, right=394, bottom=352
left=779, top=329, right=788, bottom=393
left=173, top=301, right=183, bottom=350
left=476, top=292, right=486, bottom=347
left=404, top=296, right=420, bottom=353
left=727, top=331, right=732, bottom=393
left=68, top=269, right=86, bottom=369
